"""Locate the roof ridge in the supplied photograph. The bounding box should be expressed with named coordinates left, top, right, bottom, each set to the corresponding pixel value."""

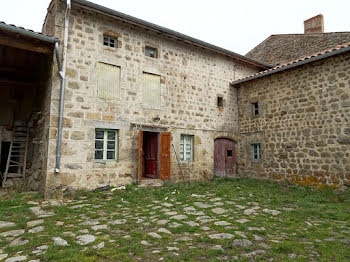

left=270, top=32, right=350, bottom=37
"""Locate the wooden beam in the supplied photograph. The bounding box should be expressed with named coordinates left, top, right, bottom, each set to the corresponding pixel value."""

left=0, top=34, right=53, bottom=54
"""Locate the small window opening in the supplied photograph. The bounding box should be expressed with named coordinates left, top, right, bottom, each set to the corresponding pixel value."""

left=227, top=149, right=233, bottom=157
left=103, top=36, right=117, bottom=48
left=251, top=144, right=261, bottom=160
left=252, top=102, right=259, bottom=115
left=217, top=96, right=224, bottom=107
left=145, top=46, right=158, bottom=58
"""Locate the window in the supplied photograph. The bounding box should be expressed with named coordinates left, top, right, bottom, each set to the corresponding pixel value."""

left=252, top=102, right=259, bottom=116
left=142, top=72, right=161, bottom=108
left=103, top=35, right=117, bottom=48
left=251, top=144, right=261, bottom=160
left=145, top=46, right=158, bottom=58
left=97, top=62, right=120, bottom=99
left=217, top=96, right=224, bottom=107
left=180, top=135, right=194, bottom=161
left=95, top=129, right=118, bottom=161
left=227, top=149, right=233, bottom=157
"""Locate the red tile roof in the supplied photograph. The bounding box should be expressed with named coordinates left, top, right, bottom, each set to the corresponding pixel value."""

left=232, top=41, right=350, bottom=86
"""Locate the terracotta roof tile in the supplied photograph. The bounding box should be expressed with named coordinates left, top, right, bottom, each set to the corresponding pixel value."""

left=233, top=41, right=350, bottom=85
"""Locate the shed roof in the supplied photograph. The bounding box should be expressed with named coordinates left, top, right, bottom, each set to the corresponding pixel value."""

left=232, top=42, right=350, bottom=86
left=0, top=21, right=59, bottom=44
left=72, top=0, right=271, bottom=69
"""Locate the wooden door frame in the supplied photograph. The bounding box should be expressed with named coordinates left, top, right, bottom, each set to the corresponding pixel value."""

left=143, top=131, right=159, bottom=179
left=138, top=130, right=143, bottom=182
left=139, top=130, right=171, bottom=182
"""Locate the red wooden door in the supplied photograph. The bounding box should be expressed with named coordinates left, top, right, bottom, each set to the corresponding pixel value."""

left=160, top=132, right=171, bottom=180
left=214, top=138, right=236, bottom=177
left=144, top=132, right=158, bottom=178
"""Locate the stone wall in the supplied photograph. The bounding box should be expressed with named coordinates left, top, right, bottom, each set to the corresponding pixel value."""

left=236, top=52, right=350, bottom=188
left=27, top=67, right=53, bottom=193
left=42, top=0, right=259, bottom=194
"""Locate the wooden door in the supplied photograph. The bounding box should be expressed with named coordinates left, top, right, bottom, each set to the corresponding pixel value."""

left=138, top=130, right=143, bottom=182
left=160, top=132, right=171, bottom=180
left=214, top=138, right=236, bottom=177
left=144, top=132, right=158, bottom=178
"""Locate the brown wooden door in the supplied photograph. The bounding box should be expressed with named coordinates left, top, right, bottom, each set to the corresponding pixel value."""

left=144, top=132, right=158, bottom=178
left=160, top=132, right=171, bottom=180
left=214, top=138, right=236, bottom=177
left=138, top=130, right=143, bottom=182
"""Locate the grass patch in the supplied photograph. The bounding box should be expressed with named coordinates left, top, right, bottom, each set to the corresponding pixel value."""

left=0, top=178, right=349, bottom=261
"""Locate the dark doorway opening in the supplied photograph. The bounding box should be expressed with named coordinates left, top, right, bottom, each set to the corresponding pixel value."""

left=0, top=141, right=11, bottom=186
left=143, top=132, right=159, bottom=179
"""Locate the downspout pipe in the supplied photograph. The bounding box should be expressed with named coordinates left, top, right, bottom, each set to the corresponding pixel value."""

left=55, top=0, right=71, bottom=173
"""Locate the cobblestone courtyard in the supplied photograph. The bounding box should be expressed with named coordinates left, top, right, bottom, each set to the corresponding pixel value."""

left=0, top=179, right=349, bottom=261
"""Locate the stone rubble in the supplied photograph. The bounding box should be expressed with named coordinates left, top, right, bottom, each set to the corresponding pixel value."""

left=52, top=237, right=69, bottom=246
left=208, top=233, right=234, bottom=240
left=76, top=234, right=96, bottom=245
left=0, top=222, right=16, bottom=229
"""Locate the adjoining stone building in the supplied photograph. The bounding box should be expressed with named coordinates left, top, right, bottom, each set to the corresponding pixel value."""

left=246, top=14, right=350, bottom=65
left=233, top=42, right=350, bottom=188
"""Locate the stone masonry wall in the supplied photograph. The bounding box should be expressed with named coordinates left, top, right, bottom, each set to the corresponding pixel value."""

left=42, top=0, right=260, bottom=194
left=237, top=52, right=350, bottom=188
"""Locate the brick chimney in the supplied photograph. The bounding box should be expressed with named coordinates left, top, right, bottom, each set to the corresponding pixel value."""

left=304, top=14, right=324, bottom=34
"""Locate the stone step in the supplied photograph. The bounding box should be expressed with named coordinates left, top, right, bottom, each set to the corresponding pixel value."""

left=7, top=173, right=23, bottom=178
left=138, top=179, right=164, bottom=188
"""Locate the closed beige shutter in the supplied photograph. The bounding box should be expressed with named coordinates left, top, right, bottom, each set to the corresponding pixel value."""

left=97, top=62, right=120, bottom=99
left=143, top=72, right=161, bottom=108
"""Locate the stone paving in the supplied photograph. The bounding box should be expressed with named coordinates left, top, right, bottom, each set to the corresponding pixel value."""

left=0, top=181, right=349, bottom=261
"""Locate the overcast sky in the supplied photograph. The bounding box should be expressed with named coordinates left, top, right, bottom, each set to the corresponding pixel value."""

left=1, top=0, right=349, bottom=54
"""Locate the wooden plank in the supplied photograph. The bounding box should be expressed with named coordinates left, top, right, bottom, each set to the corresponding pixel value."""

left=138, top=130, right=143, bottom=182
left=160, top=132, right=171, bottom=180
left=0, top=34, right=53, bottom=54
left=6, top=173, right=23, bottom=178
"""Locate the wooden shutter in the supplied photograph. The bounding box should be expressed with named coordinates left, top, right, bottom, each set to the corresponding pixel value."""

left=160, top=132, right=171, bottom=180
left=138, top=130, right=143, bottom=182
left=97, top=62, right=120, bottom=99
left=143, top=73, right=161, bottom=108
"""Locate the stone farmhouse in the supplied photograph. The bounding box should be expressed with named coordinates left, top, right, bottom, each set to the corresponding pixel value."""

left=0, top=1, right=349, bottom=196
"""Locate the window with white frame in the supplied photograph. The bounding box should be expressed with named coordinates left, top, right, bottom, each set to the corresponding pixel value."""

left=145, top=46, right=158, bottom=58
left=95, top=129, right=118, bottom=160
left=180, top=135, right=194, bottom=161
left=103, top=35, right=117, bottom=48
left=251, top=143, right=261, bottom=160
left=142, top=72, right=161, bottom=108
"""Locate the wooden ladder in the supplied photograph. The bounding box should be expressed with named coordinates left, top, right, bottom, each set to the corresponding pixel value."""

left=2, top=125, right=29, bottom=188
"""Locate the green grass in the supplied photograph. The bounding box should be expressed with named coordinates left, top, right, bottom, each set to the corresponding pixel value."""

left=0, top=178, right=349, bottom=261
